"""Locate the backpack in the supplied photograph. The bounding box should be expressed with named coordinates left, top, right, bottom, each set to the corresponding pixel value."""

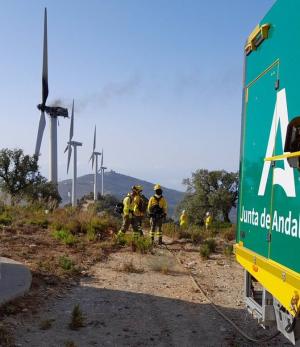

left=114, top=195, right=133, bottom=215
left=149, top=196, right=164, bottom=217
left=138, top=194, right=149, bottom=213
left=114, top=202, right=124, bottom=214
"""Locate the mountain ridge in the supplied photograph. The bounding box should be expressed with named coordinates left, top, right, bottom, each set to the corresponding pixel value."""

left=58, top=170, right=184, bottom=216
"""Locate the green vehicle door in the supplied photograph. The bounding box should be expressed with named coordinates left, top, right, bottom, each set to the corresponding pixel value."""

left=238, top=62, right=279, bottom=258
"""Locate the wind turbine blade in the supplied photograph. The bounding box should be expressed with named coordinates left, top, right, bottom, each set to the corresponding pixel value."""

left=64, top=145, right=69, bottom=153
left=92, top=154, right=95, bottom=169
left=101, top=149, right=103, bottom=167
left=35, top=111, right=46, bottom=157
left=67, top=145, right=72, bottom=173
left=93, top=125, right=96, bottom=151
left=69, top=100, right=74, bottom=141
left=42, top=8, right=49, bottom=105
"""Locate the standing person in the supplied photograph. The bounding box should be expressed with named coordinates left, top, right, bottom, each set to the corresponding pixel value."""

left=148, top=184, right=167, bottom=245
left=205, top=211, right=212, bottom=231
left=132, top=185, right=148, bottom=236
left=117, top=187, right=140, bottom=239
left=179, top=210, right=188, bottom=229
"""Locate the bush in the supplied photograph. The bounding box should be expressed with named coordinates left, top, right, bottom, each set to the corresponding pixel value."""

left=222, top=226, right=236, bottom=242
left=0, top=213, right=12, bottom=226
left=119, top=260, right=144, bottom=273
left=65, top=219, right=82, bottom=234
left=200, top=244, right=211, bottom=259
left=52, top=229, right=77, bottom=246
left=188, top=226, right=203, bottom=244
left=59, top=256, right=75, bottom=271
left=69, top=304, right=84, bottom=330
left=223, top=244, right=233, bottom=258
left=26, top=217, right=49, bottom=228
left=132, top=236, right=153, bottom=254
left=204, top=238, right=217, bottom=252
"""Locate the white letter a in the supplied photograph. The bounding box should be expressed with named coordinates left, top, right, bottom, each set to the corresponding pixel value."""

left=258, top=89, right=296, bottom=197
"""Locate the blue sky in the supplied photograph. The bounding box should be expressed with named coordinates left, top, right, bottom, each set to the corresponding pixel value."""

left=0, top=0, right=275, bottom=190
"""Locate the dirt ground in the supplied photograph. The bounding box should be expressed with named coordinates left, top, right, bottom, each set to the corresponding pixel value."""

left=1, top=239, right=291, bottom=347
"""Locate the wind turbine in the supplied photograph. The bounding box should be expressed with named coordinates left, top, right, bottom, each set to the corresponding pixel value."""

left=89, top=126, right=101, bottom=201
left=35, top=8, right=68, bottom=184
left=100, top=149, right=107, bottom=196
left=65, top=101, right=82, bottom=207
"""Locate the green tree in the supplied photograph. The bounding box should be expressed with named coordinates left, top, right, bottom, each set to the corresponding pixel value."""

left=0, top=148, right=61, bottom=205
left=25, top=178, right=62, bottom=208
left=177, top=169, right=238, bottom=223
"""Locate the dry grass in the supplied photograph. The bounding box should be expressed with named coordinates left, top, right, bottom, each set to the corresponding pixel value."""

left=118, top=260, right=144, bottom=274
left=39, top=319, right=55, bottom=330
left=64, top=340, right=77, bottom=347
left=0, top=324, right=14, bottom=347
left=148, top=255, right=180, bottom=275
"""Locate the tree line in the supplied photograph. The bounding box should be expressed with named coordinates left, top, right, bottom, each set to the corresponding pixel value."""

left=0, top=149, right=239, bottom=223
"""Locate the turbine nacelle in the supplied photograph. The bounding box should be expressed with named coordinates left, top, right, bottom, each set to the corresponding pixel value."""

left=37, top=104, right=68, bottom=118
left=68, top=141, right=82, bottom=147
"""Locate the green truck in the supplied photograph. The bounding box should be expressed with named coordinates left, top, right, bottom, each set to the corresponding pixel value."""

left=235, top=0, right=300, bottom=344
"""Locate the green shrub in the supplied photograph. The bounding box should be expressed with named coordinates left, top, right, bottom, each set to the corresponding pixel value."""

left=188, top=226, right=203, bottom=244
left=65, top=219, right=82, bottom=234
left=204, top=238, right=217, bottom=252
left=200, top=244, right=211, bottom=259
left=0, top=213, right=12, bottom=226
left=27, top=217, right=49, bottom=228
left=59, top=256, right=75, bottom=271
left=132, top=236, right=153, bottom=254
left=69, top=304, right=84, bottom=330
left=223, top=244, right=233, bottom=258
left=52, top=229, right=77, bottom=246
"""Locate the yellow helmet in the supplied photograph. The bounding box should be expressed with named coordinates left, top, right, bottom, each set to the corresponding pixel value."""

left=132, top=185, right=143, bottom=192
left=154, top=184, right=161, bottom=190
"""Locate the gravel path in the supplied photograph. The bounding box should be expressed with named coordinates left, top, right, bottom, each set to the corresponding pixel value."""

left=6, top=247, right=290, bottom=347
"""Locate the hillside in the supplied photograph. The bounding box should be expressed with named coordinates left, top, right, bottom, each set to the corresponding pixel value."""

left=58, top=170, right=184, bottom=217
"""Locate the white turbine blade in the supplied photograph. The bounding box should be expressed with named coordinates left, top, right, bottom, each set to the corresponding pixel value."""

left=42, top=8, right=49, bottom=105
left=101, top=149, right=103, bottom=167
left=35, top=111, right=46, bottom=157
left=92, top=153, right=95, bottom=169
left=64, top=144, right=69, bottom=153
left=69, top=100, right=74, bottom=141
left=67, top=145, right=72, bottom=173
left=93, top=125, right=96, bottom=151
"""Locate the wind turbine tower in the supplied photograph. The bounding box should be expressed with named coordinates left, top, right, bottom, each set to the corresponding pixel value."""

left=100, top=149, right=107, bottom=196
left=90, top=126, right=101, bottom=201
left=35, top=8, right=68, bottom=184
left=65, top=101, right=82, bottom=207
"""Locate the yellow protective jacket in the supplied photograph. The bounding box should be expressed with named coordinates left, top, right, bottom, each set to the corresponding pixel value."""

left=180, top=212, right=188, bottom=227
left=123, top=194, right=134, bottom=216
left=147, top=195, right=167, bottom=215
left=133, top=194, right=144, bottom=217
left=205, top=215, right=212, bottom=226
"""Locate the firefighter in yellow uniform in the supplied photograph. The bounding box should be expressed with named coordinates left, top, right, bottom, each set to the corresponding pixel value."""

left=205, top=212, right=212, bottom=230
left=148, top=184, right=167, bottom=245
left=118, top=187, right=141, bottom=238
left=179, top=210, right=188, bottom=228
left=132, top=185, right=147, bottom=236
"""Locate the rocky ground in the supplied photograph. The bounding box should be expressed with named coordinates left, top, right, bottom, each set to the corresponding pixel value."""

left=0, top=238, right=291, bottom=347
